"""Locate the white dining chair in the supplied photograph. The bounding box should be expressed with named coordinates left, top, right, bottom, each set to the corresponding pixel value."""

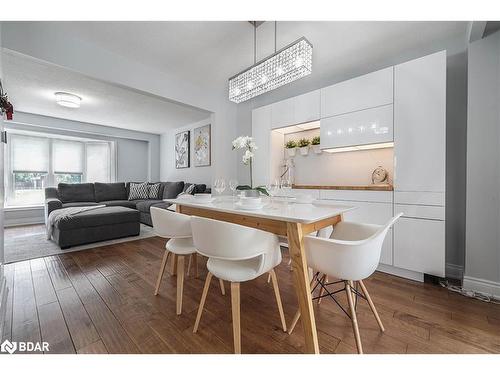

left=288, top=213, right=402, bottom=354
left=190, top=216, right=287, bottom=354
left=151, top=207, right=225, bottom=315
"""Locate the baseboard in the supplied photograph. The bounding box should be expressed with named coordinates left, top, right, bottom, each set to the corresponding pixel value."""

left=376, top=263, right=425, bottom=282
left=4, top=217, right=44, bottom=227
left=446, top=263, right=464, bottom=280
left=463, top=276, right=500, bottom=299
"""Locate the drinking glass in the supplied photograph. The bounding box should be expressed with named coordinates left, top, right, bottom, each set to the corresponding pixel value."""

left=213, top=178, right=226, bottom=201
left=266, top=179, right=280, bottom=208
left=229, top=179, right=238, bottom=201
left=281, top=178, right=292, bottom=205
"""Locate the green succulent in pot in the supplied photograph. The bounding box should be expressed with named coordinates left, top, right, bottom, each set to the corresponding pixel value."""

left=311, top=136, right=320, bottom=145
left=298, top=138, right=311, bottom=148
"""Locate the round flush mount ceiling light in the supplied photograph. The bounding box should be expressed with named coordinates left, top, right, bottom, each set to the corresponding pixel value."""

left=54, top=92, right=82, bottom=108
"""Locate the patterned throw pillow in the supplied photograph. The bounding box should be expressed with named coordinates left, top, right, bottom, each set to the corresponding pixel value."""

left=128, top=182, right=150, bottom=200
left=148, top=183, right=161, bottom=199
left=176, top=183, right=195, bottom=198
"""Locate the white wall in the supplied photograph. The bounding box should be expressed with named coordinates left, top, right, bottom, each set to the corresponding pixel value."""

left=3, top=112, right=160, bottom=226
left=465, top=30, right=500, bottom=297
left=160, top=117, right=213, bottom=185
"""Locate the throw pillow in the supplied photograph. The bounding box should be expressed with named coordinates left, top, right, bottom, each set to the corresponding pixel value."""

left=148, top=183, right=161, bottom=199
left=177, top=183, right=195, bottom=197
left=128, top=182, right=150, bottom=200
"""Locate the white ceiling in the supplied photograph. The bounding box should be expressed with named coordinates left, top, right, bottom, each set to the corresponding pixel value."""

left=33, top=21, right=468, bottom=90
left=2, top=51, right=210, bottom=134
left=2, top=21, right=468, bottom=133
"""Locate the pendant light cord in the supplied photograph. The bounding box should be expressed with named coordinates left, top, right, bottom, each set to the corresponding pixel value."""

left=275, top=21, right=277, bottom=53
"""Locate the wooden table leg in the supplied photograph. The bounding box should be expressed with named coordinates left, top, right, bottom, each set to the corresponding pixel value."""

left=287, top=222, right=320, bottom=354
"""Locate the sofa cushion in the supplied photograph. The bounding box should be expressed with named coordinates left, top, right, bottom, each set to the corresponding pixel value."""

left=148, top=183, right=161, bottom=199
left=61, top=202, right=101, bottom=208
left=95, top=182, right=127, bottom=202
left=162, top=181, right=185, bottom=199
left=58, top=183, right=95, bottom=203
left=184, top=183, right=207, bottom=194
left=128, top=182, right=150, bottom=200
left=100, top=200, right=137, bottom=209
left=151, top=202, right=171, bottom=210
left=135, top=200, right=165, bottom=213
left=56, top=206, right=139, bottom=230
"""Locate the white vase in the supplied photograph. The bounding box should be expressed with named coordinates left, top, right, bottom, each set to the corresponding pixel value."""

left=312, top=144, right=322, bottom=154
left=299, top=146, right=309, bottom=156
left=286, top=148, right=296, bottom=157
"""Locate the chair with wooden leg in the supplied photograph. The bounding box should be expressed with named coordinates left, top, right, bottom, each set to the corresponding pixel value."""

left=151, top=207, right=225, bottom=315
left=287, top=213, right=402, bottom=354
left=191, top=216, right=287, bottom=354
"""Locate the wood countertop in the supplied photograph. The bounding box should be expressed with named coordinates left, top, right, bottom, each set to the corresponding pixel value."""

left=292, top=184, right=393, bottom=191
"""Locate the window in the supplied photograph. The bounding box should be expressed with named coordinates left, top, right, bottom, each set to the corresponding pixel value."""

left=6, top=132, right=115, bottom=207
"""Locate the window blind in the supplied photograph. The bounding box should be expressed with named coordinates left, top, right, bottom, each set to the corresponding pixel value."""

left=11, top=134, right=50, bottom=173
left=52, top=139, right=84, bottom=174
left=86, top=142, right=111, bottom=183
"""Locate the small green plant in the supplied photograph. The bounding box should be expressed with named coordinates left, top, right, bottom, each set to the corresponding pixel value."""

left=285, top=140, right=297, bottom=149
left=311, top=136, right=320, bottom=145
left=298, top=138, right=311, bottom=148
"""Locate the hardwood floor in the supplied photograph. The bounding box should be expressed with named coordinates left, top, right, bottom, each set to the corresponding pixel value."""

left=1, top=236, right=500, bottom=354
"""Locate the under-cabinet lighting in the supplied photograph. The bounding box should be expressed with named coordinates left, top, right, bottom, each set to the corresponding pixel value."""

left=272, top=120, right=320, bottom=135
left=323, top=142, right=394, bottom=153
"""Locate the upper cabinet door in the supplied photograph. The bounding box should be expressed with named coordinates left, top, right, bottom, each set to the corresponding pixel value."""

left=252, top=105, right=272, bottom=187
left=321, top=67, right=393, bottom=118
left=394, top=51, right=446, bottom=193
left=320, top=104, right=393, bottom=149
left=294, top=89, right=320, bottom=125
left=271, top=97, right=294, bottom=129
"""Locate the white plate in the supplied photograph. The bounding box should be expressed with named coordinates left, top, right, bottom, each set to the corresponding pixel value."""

left=234, top=202, right=265, bottom=210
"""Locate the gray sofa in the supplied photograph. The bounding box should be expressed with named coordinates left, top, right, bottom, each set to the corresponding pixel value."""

left=45, top=181, right=208, bottom=226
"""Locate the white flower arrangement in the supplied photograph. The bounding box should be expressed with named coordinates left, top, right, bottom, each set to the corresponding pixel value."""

left=232, top=135, right=260, bottom=190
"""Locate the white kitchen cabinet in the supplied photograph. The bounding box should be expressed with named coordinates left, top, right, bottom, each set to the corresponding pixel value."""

left=321, top=67, right=393, bottom=118
left=393, top=217, right=445, bottom=277
left=394, top=51, right=446, bottom=193
left=271, top=97, right=294, bottom=129
left=294, top=89, right=321, bottom=125
left=251, top=105, right=272, bottom=187
left=318, top=198, right=394, bottom=265
left=320, top=104, right=393, bottom=150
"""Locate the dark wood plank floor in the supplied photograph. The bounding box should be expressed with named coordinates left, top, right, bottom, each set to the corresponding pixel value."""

left=2, top=236, right=500, bottom=354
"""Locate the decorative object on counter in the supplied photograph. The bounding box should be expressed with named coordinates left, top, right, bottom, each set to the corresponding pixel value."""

left=311, top=136, right=321, bottom=154
left=0, top=79, right=14, bottom=120
left=371, top=166, right=389, bottom=184
left=285, top=140, right=297, bottom=157
left=193, top=124, right=211, bottom=167
left=175, top=130, right=190, bottom=169
left=279, top=158, right=295, bottom=187
left=232, top=135, right=269, bottom=196
left=298, top=138, right=311, bottom=156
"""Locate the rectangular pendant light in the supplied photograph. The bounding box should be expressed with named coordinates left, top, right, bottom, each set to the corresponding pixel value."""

left=228, top=37, right=313, bottom=103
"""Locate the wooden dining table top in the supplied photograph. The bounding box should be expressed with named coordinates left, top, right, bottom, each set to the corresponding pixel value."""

left=163, top=196, right=356, bottom=224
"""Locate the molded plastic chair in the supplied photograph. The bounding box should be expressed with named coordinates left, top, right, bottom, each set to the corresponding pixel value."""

left=151, top=207, right=225, bottom=315
left=288, top=213, right=402, bottom=354
left=190, top=216, right=287, bottom=354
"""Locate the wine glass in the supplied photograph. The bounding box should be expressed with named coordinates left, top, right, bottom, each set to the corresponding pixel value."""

left=213, top=178, right=226, bottom=201
left=281, top=177, right=292, bottom=205
left=229, top=179, right=238, bottom=201
left=266, top=179, right=280, bottom=207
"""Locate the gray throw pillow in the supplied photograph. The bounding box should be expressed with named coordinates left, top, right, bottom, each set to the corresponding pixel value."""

left=128, top=182, right=149, bottom=200
left=148, top=183, right=161, bottom=199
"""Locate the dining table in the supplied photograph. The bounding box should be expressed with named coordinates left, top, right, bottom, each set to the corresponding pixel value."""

left=163, top=195, right=355, bottom=354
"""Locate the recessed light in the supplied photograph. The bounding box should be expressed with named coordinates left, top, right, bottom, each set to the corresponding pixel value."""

left=55, top=92, right=82, bottom=108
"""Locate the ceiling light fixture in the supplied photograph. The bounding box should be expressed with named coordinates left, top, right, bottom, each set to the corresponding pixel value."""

left=229, top=22, right=313, bottom=103
left=55, top=92, right=82, bottom=108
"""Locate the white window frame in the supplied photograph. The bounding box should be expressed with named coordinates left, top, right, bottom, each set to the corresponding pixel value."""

left=5, top=130, right=117, bottom=208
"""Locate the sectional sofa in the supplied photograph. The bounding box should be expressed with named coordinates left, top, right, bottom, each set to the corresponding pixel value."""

left=44, top=181, right=208, bottom=248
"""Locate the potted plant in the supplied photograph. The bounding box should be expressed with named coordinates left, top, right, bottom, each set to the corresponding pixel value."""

left=285, top=140, right=297, bottom=157
left=311, top=136, right=321, bottom=154
left=298, top=138, right=311, bottom=156
left=232, top=136, right=268, bottom=197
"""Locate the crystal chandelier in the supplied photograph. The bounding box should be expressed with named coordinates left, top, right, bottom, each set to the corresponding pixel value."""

left=228, top=23, right=313, bottom=103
